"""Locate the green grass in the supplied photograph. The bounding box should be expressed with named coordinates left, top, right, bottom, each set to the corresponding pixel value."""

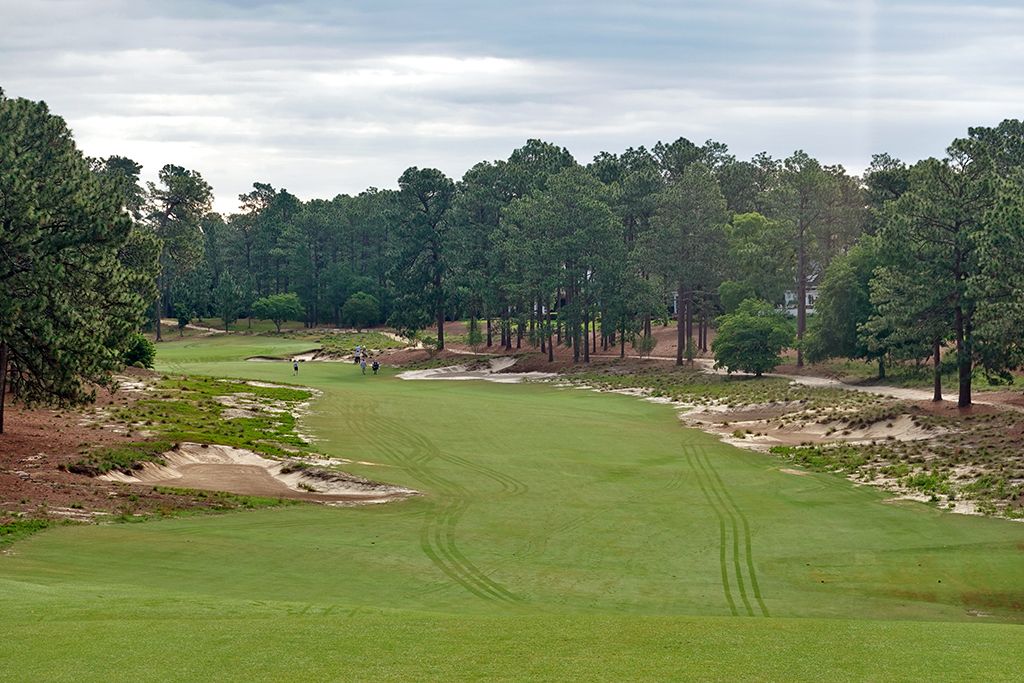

left=2, top=335, right=1023, bottom=680
left=0, top=518, right=53, bottom=547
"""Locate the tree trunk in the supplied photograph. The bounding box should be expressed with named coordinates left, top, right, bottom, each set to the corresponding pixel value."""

left=487, top=317, right=492, bottom=347
left=547, top=302, right=554, bottom=363
left=932, top=338, right=943, bottom=402
left=796, top=226, right=806, bottom=367
left=685, top=294, right=694, bottom=364
left=0, top=342, right=8, bottom=434
left=877, top=356, right=885, bottom=380
left=154, top=280, right=164, bottom=342
left=583, top=311, right=590, bottom=363
left=955, top=306, right=971, bottom=407
left=555, top=291, right=562, bottom=345
left=436, top=307, right=445, bottom=351
left=620, top=325, right=626, bottom=358
left=675, top=281, right=685, bottom=366
left=434, top=264, right=445, bottom=350
left=529, top=303, right=536, bottom=346
left=516, top=319, right=522, bottom=349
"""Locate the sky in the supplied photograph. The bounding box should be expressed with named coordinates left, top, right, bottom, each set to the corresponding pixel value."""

left=2, top=0, right=1022, bottom=213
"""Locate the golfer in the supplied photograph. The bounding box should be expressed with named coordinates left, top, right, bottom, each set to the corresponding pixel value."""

left=360, top=356, right=367, bottom=375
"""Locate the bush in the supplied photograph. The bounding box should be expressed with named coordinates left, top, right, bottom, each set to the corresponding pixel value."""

left=420, top=335, right=440, bottom=359
left=123, top=332, right=155, bottom=369
left=632, top=334, right=658, bottom=358
left=712, top=298, right=793, bottom=376
left=341, top=292, right=381, bottom=331
left=467, top=318, right=484, bottom=349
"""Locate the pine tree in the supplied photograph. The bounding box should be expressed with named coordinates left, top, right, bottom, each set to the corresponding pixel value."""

left=0, top=91, right=155, bottom=432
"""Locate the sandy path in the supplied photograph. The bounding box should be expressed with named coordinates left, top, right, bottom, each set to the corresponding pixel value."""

left=159, top=318, right=226, bottom=334
left=751, top=366, right=1024, bottom=412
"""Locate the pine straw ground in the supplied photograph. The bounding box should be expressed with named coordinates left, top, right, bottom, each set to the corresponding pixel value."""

left=0, top=369, right=306, bottom=542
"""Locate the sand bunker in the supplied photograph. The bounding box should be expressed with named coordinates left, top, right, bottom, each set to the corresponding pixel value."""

left=681, top=406, right=940, bottom=453
left=99, top=443, right=415, bottom=505
left=246, top=348, right=349, bottom=363
left=398, top=357, right=556, bottom=383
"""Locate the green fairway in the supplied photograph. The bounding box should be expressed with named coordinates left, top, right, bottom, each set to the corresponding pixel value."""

left=3, top=335, right=1023, bottom=680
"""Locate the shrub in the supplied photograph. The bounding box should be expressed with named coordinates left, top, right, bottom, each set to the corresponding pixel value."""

left=123, top=332, right=155, bottom=369
left=467, top=318, right=484, bottom=349
left=632, top=334, right=658, bottom=358
left=420, top=335, right=440, bottom=359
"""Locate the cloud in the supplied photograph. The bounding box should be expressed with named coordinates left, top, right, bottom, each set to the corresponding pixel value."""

left=0, top=0, right=1021, bottom=212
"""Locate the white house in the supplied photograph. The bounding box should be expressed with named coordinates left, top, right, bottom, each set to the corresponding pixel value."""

left=783, top=288, right=818, bottom=317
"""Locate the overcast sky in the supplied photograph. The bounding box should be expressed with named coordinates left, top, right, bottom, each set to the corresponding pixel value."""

left=2, top=0, right=1022, bottom=212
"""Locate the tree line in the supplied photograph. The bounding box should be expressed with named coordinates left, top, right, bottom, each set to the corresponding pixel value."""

left=139, top=138, right=867, bottom=364
left=3, top=86, right=1023, bottom=436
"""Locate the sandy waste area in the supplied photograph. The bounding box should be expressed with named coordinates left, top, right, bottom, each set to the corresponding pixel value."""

left=99, top=443, right=416, bottom=505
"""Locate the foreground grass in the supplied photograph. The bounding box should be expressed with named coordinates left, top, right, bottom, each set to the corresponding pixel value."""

left=2, top=335, right=1023, bottom=679
left=3, top=609, right=1023, bottom=681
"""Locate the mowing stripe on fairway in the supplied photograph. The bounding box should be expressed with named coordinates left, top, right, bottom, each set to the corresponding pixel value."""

left=688, top=449, right=740, bottom=616
left=697, top=449, right=770, bottom=617
left=345, top=398, right=524, bottom=605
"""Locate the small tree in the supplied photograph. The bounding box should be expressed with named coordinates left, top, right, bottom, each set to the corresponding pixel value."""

left=632, top=333, right=657, bottom=358
left=467, top=317, right=484, bottom=349
left=123, top=333, right=156, bottom=369
left=251, top=292, right=304, bottom=333
left=341, top=292, right=381, bottom=331
left=420, top=335, right=440, bottom=359
left=712, top=298, right=794, bottom=376
left=214, top=272, right=242, bottom=331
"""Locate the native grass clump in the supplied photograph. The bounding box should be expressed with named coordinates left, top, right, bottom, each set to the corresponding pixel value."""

left=314, top=331, right=409, bottom=356
left=66, top=376, right=316, bottom=475
left=561, top=363, right=878, bottom=410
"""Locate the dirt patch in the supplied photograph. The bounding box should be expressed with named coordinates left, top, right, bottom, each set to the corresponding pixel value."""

left=0, top=372, right=255, bottom=519
left=780, top=468, right=809, bottom=476
left=100, top=443, right=416, bottom=505
left=961, top=590, right=1024, bottom=613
